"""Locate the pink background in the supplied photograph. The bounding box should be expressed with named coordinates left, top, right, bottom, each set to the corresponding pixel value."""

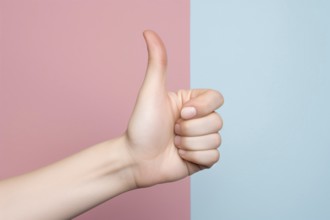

left=0, top=0, right=190, bottom=219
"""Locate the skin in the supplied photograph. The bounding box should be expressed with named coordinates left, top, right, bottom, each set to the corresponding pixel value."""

left=0, top=30, right=224, bottom=220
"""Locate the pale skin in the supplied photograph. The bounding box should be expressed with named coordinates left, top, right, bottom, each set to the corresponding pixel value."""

left=0, top=30, right=224, bottom=220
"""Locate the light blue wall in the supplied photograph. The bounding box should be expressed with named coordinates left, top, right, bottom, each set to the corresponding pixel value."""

left=191, top=0, right=330, bottom=219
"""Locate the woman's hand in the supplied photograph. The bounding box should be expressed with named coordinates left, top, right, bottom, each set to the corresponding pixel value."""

left=123, top=30, right=224, bottom=188
left=0, top=30, right=224, bottom=220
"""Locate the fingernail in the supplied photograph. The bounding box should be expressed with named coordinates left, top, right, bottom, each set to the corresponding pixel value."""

left=181, top=107, right=196, bottom=119
left=175, top=124, right=180, bottom=133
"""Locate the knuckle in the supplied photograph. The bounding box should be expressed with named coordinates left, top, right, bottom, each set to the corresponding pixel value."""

left=211, top=90, right=224, bottom=107
left=212, top=113, right=223, bottom=130
left=213, top=150, right=220, bottom=164
left=206, top=150, right=221, bottom=168
left=214, top=90, right=225, bottom=104
left=219, top=93, right=225, bottom=106
left=214, top=133, right=222, bottom=148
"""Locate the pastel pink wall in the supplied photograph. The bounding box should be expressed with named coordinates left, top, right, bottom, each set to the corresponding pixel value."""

left=0, top=0, right=190, bottom=219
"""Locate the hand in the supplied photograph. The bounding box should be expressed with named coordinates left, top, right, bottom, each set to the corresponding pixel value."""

left=0, top=30, right=224, bottom=219
left=0, top=30, right=223, bottom=220
left=123, top=30, right=224, bottom=188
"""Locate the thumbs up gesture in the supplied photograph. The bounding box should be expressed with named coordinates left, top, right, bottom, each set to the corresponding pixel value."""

left=0, top=30, right=224, bottom=220
left=123, top=30, right=224, bottom=188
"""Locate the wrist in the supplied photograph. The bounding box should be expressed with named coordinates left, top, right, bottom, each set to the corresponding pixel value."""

left=100, top=135, right=138, bottom=191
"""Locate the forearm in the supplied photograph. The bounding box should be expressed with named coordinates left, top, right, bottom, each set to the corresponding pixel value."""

left=0, top=29, right=224, bottom=219
left=0, top=135, right=136, bottom=220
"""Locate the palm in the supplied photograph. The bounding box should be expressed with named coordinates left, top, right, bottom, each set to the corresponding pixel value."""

left=126, top=89, right=195, bottom=187
left=123, top=30, right=222, bottom=188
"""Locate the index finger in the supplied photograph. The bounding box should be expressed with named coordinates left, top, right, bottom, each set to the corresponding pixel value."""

left=181, top=89, right=224, bottom=119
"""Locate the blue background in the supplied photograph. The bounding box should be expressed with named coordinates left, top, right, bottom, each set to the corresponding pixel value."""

left=191, top=0, right=330, bottom=219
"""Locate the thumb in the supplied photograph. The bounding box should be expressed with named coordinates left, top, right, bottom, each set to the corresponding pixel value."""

left=140, top=30, right=168, bottom=93
left=180, top=89, right=224, bottom=120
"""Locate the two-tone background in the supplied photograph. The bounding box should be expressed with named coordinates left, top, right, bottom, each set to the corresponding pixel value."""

left=1, top=0, right=329, bottom=219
